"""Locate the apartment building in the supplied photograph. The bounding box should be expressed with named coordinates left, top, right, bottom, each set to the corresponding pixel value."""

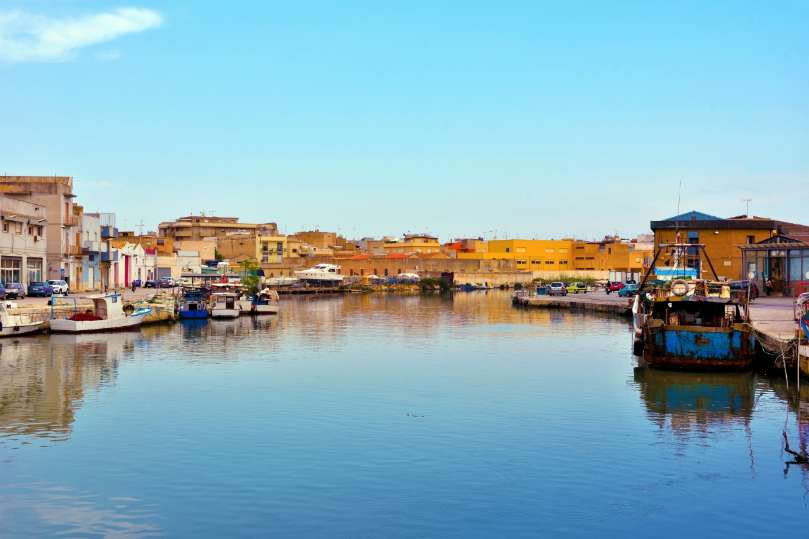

left=0, top=195, right=48, bottom=285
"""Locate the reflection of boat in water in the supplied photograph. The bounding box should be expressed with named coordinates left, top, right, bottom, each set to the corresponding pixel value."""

left=0, top=302, right=43, bottom=336
left=633, top=243, right=755, bottom=370
left=633, top=364, right=755, bottom=427
left=798, top=293, right=809, bottom=379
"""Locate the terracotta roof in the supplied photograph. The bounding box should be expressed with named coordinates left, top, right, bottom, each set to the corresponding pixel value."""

left=352, top=254, right=373, bottom=259
left=384, top=253, right=413, bottom=259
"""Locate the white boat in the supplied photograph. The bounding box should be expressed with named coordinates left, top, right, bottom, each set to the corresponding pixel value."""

left=294, top=264, right=344, bottom=286
left=265, top=275, right=299, bottom=287
left=211, top=292, right=240, bottom=318
left=251, top=289, right=280, bottom=314
left=0, top=302, right=44, bottom=336
left=50, top=294, right=152, bottom=333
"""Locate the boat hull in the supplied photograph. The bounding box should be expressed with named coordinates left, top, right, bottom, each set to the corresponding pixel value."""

left=50, top=312, right=150, bottom=333
left=643, top=323, right=755, bottom=370
left=179, top=309, right=208, bottom=319
left=251, top=304, right=278, bottom=314
left=0, top=322, right=44, bottom=337
left=211, top=309, right=239, bottom=319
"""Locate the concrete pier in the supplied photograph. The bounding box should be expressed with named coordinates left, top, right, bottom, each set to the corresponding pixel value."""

left=520, top=293, right=633, bottom=316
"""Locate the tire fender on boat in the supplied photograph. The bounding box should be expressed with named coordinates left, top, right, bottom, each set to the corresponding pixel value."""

left=671, top=279, right=689, bottom=297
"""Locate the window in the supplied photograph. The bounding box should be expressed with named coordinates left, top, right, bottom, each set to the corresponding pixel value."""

left=384, top=269, right=389, bottom=276
left=1, top=223, right=7, bottom=233
left=39, top=226, right=43, bottom=236
left=608, top=248, right=612, bottom=254
left=545, top=260, right=555, bottom=265
left=747, top=236, right=755, bottom=244
left=559, top=248, right=568, bottom=254
left=516, top=247, right=527, bottom=253
left=532, top=260, right=542, bottom=265
left=398, top=269, right=402, bottom=274
left=85, top=231, right=90, bottom=240
left=559, top=260, right=568, bottom=265
left=360, top=269, right=365, bottom=276
left=89, top=254, right=95, bottom=262
left=599, top=245, right=605, bottom=253
left=14, top=223, right=22, bottom=234
left=277, top=253, right=282, bottom=263
left=350, top=269, right=354, bottom=276
left=545, top=248, right=555, bottom=253
left=277, top=243, right=283, bottom=251
left=28, top=226, right=33, bottom=235
left=262, top=244, right=269, bottom=252
left=505, top=248, right=510, bottom=253
left=373, top=268, right=378, bottom=275
left=1, top=259, right=21, bottom=283
left=157, top=240, right=164, bottom=246
left=635, top=258, right=642, bottom=263
left=262, top=253, right=268, bottom=263
left=26, top=259, right=42, bottom=283
left=517, top=260, right=527, bottom=264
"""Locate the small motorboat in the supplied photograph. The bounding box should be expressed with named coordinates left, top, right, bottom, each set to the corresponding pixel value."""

left=251, top=289, right=279, bottom=315
left=211, top=292, right=240, bottom=318
left=50, top=294, right=152, bottom=333
left=0, top=302, right=44, bottom=336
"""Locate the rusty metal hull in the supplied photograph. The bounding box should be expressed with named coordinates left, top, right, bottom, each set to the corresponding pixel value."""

left=643, top=323, right=755, bottom=370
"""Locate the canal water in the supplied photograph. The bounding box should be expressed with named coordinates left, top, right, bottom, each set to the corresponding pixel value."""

left=1, top=291, right=807, bottom=537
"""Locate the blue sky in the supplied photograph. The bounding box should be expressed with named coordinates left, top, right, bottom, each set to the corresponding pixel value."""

left=1, top=1, right=807, bottom=241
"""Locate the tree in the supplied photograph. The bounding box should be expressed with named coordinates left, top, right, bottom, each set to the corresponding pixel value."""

left=239, top=259, right=261, bottom=295
left=214, top=248, right=225, bottom=261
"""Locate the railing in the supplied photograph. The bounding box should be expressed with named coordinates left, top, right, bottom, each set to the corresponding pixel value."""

left=64, top=245, right=81, bottom=257
left=101, top=226, right=119, bottom=239
left=64, top=216, right=79, bottom=227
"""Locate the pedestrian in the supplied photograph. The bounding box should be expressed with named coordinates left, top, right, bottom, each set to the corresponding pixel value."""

left=765, top=278, right=772, bottom=296
left=131, top=281, right=136, bottom=293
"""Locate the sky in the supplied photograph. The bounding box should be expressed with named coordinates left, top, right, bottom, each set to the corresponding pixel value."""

left=0, top=1, right=807, bottom=242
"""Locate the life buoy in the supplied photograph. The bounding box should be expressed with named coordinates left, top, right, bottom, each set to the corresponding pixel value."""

left=671, top=279, right=689, bottom=297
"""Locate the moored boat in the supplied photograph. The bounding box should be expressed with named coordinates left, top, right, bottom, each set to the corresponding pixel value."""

left=0, top=302, right=44, bottom=336
left=50, top=294, right=152, bottom=333
left=178, top=290, right=208, bottom=319
left=633, top=243, right=756, bottom=370
left=294, top=264, right=344, bottom=286
left=251, top=289, right=279, bottom=314
left=211, top=292, right=240, bottom=318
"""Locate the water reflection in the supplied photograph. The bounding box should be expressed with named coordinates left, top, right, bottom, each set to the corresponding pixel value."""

left=0, top=332, right=143, bottom=443
left=632, top=363, right=756, bottom=432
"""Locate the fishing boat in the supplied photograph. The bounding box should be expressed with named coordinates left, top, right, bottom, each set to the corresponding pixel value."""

left=294, top=264, right=344, bottom=286
left=178, top=290, right=208, bottom=319
left=50, top=294, right=152, bottom=333
left=632, top=243, right=755, bottom=370
left=251, top=289, right=280, bottom=314
left=797, top=293, right=809, bottom=379
left=0, top=302, right=44, bottom=336
left=210, top=292, right=240, bottom=318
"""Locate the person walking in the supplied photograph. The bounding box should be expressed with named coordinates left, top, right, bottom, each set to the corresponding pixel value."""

left=131, top=281, right=137, bottom=293
left=765, top=278, right=773, bottom=296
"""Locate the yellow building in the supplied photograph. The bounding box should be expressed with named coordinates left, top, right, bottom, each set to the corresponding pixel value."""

left=571, top=238, right=653, bottom=273
left=383, top=234, right=442, bottom=255
left=458, top=239, right=575, bottom=272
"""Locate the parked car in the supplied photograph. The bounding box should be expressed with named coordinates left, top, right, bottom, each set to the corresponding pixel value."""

left=176, top=277, right=192, bottom=287
left=131, top=279, right=143, bottom=288
left=144, top=280, right=158, bottom=288
left=730, top=280, right=759, bottom=299
left=158, top=277, right=176, bottom=288
left=4, top=283, right=25, bottom=299
left=566, top=282, right=587, bottom=294
left=547, top=282, right=568, bottom=296
left=618, top=283, right=640, bottom=297
left=605, top=282, right=624, bottom=294
left=28, top=281, right=53, bottom=297
left=0, top=283, right=5, bottom=300
left=47, top=279, right=69, bottom=295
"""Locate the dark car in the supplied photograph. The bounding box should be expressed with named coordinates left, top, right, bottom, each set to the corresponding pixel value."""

left=730, top=280, right=759, bottom=299
left=144, top=280, right=158, bottom=288
left=158, top=277, right=176, bottom=288
left=28, top=281, right=53, bottom=297
left=4, top=283, right=25, bottom=299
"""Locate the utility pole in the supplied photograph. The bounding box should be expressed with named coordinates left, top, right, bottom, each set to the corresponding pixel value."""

left=136, top=220, right=145, bottom=236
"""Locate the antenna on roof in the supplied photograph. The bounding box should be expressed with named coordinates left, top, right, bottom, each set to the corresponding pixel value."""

left=741, top=198, right=752, bottom=217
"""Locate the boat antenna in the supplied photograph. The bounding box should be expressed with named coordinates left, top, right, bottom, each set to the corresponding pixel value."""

left=675, top=181, right=682, bottom=278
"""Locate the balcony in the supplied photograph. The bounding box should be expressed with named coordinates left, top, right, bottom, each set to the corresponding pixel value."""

left=82, top=240, right=100, bottom=252
left=63, top=216, right=79, bottom=227
left=101, top=251, right=118, bottom=262
left=64, top=245, right=81, bottom=257
left=101, top=226, right=119, bottom=239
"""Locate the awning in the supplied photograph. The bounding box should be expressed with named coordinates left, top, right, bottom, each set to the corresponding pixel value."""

left=1, top=211, right=32, bottom=223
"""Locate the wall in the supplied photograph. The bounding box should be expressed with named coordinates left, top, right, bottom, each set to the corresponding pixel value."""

left=324, top=256, right=517, bottom=278
left=453, top=271, right=533, bottom=287
left=459, top=239, right=575, bottom=272
left=174, top=240, right=215, bottom=261
left=216, top=234, right=257, bottom=260
left=297, top=231, right=337, bottom=249
left=0, top=195, right=49, bottom=286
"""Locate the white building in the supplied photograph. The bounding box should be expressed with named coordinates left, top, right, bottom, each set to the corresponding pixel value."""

left=0, top=195, right=48, bottom=285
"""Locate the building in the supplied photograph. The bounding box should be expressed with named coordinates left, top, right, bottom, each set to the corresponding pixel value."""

left=0, top=195, right=48, bottom=286
left=650, top=211, right=809, bottom=283
left=79, top=212, right=101, bottom=291
left=383, top=234, right=442, bottom=255
left=571, top=236, right=654, bottom=274
left=458, top=239, right=575, bottom=272
left=84, top=213, right=119, bottom=290
left=0, top=176, right=81, bottom=286
left=357, top=237, right=385, bottom=255
left=158, top=214, right=256, bottom=242
left=296, top=230, right=337, bottom=249
left=737, top=235, right=809, bottom=294
left=117, top=231, right=175, bottom=254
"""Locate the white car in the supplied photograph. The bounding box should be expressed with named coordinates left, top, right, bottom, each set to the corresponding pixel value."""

left=47, top=279, right=70, bottom=295
left=547, top=282, right=567, bottom=296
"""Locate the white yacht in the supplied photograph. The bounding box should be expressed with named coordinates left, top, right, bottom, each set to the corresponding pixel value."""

left=294, top=264, right=344, bottom=286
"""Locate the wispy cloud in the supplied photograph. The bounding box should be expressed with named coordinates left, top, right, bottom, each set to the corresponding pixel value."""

left=0, top=7, right=162, bottom=63
left=94, top=49, right=122, bottom=62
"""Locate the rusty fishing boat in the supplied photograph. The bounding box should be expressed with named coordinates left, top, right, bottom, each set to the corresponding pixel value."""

left=632, top=243, right=755, bottom=370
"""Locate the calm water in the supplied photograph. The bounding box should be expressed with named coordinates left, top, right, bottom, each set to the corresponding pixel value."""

left=1, top=291, right=808, bottom=538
